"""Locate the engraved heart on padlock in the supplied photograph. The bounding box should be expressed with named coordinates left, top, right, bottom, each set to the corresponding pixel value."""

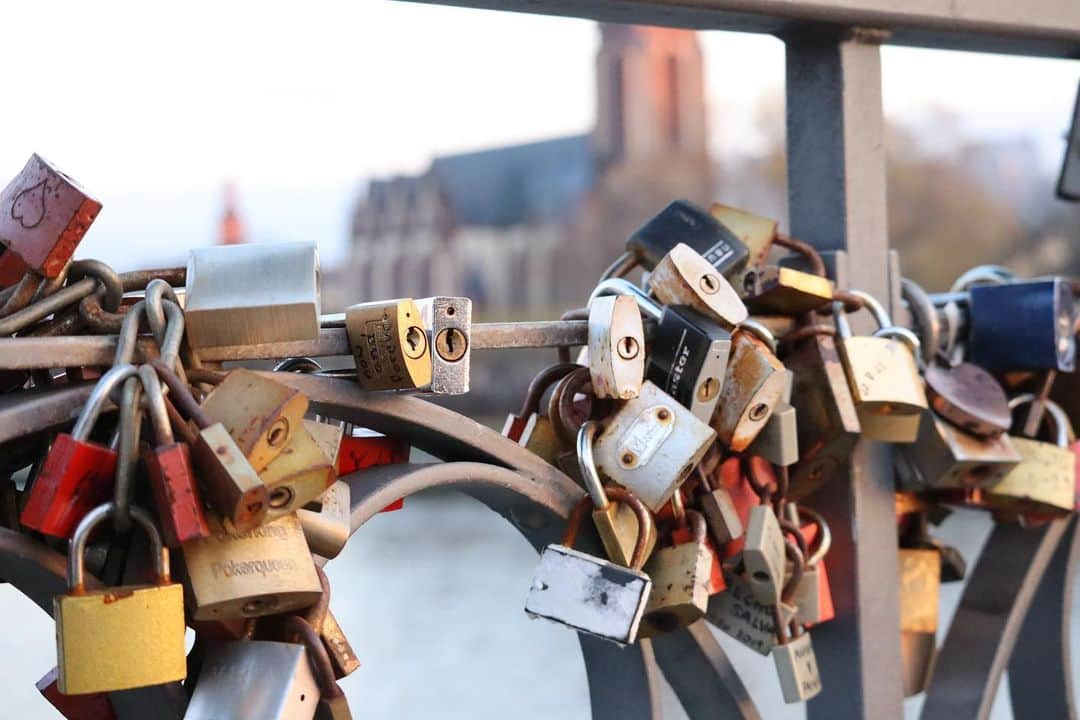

left=11, top=179, right=48, bottom=229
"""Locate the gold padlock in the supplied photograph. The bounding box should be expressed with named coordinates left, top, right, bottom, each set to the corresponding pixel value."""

left=200, top=368, right=309, bottom=472
left=182, top=513, right=322, bottom=621
left=896, top=408, right=1021, bottom=491
left=899, top=548, right=940, bottom=697
left=260, top=420, right=341, bottom=522
left=708, top=203, right=778, bottom=270
left=833, top=291, right=927, bottom=443
left=55, top=503, right=186, bottom=694
left=649, top=242, right=749, bottom=329
left=713, top=324, right=786, bottom=452
left=742, top=265, right=835, bottom=316
left=345, top=298, right=432, bottom=391
left=639, top=509, right=712, bottom=638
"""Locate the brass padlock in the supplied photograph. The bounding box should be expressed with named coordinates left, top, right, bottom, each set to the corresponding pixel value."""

left=185, top=241, right=321, bottom=348
left=747, top=369, right=799, bottom=466
left=772, top=626, right=823, bottom=703
left=200, top=368, right=309, bottom=472
left=896, top=408, right=1021, bottom=491
left=639, top=509, right=712, bottom=637
left=707, top=572, right=796, bottom=656
left=743, top=504, right=786, bottom=605
left=261, top=420, right=340, bottom=522
left=833, top=291, right=928, bottom=443
left=898, top=547, right=940, bottom=697
left=55, top=503, right=186, bottom=694
left=345, top=298, right=432, bottom=391
left=593, top=380, right=716, bottom=511
left=742, top=265, right=835, bottom=316
left=182, top=513, right=322, bottom=621
left=578, top=421, right=655, bottom=567
left=708, top=203, right=777, bottom=271
left=587, top=294, right=644, bottom=399
left=298, top=481, right=352, bottom=559
left=285, top=615, right=353, bottom=720
left=713, top=325, right=786, bottom=452
left=983, top=396, right=1076, bottom=515
left=649, top=243, right=748, bottom=329
left=416, top=296, right=472, bottom=395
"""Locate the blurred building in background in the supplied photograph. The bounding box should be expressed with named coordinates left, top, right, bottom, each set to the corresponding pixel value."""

left=344, top=23, right=713, bottom=315
left=218, top=183, right=247, bottom=246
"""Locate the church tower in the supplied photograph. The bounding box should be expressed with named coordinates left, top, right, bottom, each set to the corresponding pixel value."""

left=593, top=24, right=708, bottom=166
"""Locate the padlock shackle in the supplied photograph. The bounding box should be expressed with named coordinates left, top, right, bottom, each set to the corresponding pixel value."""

left=139, top=364, right=173, bottom=446
left=1008, top=393, right=1070, bottom=447
left=113, top=373, right=144, bottom=533
left=600, top=250, right=639, bottom=282
left=157, top=300, right=185, bottom=372
left=284, top=615, right=345, bottom=701
left=588, top=278, right=662, bottom=321
left=837, top=289, right=892, bottom=333
left=549, top=367, right=595, bottom=447
left=605, top=487, right=654, bottom=571
left=685, top=509, right=707, bottom=545
left=71, top=363, right=140, bottom=441
left=738, top=319, right=777, bottom=354
left=901, top=277, right=940, bottom=367
left=151, top=359, right=213, bottom=429
left=796, top=505, right=832, bottom=567
left=113, top=301, right=146, bottom=367
left=143, top=278, right=181, bottom=344
left=949, top=264, right=1013, bottom=294
left=68, top=502, right=168, bottom=593
left=873, top=326, right=924, bottom=369
left=576, top=421, right=610, bottom=510
left=274, top=357, right=324, bottom=373
left=519, top=363, right=580, bottom=418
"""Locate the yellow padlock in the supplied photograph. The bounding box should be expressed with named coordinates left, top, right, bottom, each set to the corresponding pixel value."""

left=55, top=503, right=186, bottom=694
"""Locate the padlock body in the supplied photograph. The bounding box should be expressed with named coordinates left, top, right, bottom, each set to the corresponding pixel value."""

left=0, top=248, right=32, bottom=286
left=837, top=336, right=927, bottom=443
left=639, top=541, right=711, bottom=637
left=901, top=630, right=937, bottom=697
left=627, top=200, right=749, bottom=275
left=518, top=413, right=564, bottom=464
left=184, top=241, right=321, bottom=348
left=183, top=641, right=320, bottom=720
left=748, top=402, right=799, bottom=467
left=588, top=294, right=645, bottom=400
left=592, top=501, right=655, bottom=568
left=672, top=524, right=726, bottom=595
left=182, top=514, right=322, bottom=621
left=55, top=583, right=185, bottom=694
left=899, top=549, right=940, bottom=697
left=970, top=279, right=1076, bottom=372
left=707, top=573, right=795, bottom=656
left=772, top=633, right=823, bottom=702
left=201, top=368, right=309, bottom=472
left=298, top=481, right=352, bottom=558
left=322, top=609, right=362, bottom=679
left=708, top=203, right=777, bottom=269
left=345, top=298, right=431, bottom=390
left=646, top=305, right=731, bottom=422
left=525, top=544, right=651, bottom=646
left=791, top=564, right=835, bottom=627
left=0, top=154, right=102, bottom=279
left=650, top=243, right=748, bottom=328
left=713, top=332, right=785, bottom=452
left=191, top=423, right=268, bottom=532
left=897, top=410, right=1021, bottom=491
left=924, top=362, right=1011, bottom=438
left=20, top=434, right=116, bottom=538
left=335, top=431, right=407, bottom=512
left=416, top=296, right=472, bottom=395
left=145, top=442, right=211, bottom=547
left=742, top=266, right=834, bottom=315
left=743, top=505, right=786, bottom=605
left=700, top=487, right=744, bottom=545
left=261, top=421, right=339, bottom=522
left=593, top=381, right=715, bottom=511
left=983, top=437, right=1077, bottom=514
left=36, top=666, right=116, bottom=720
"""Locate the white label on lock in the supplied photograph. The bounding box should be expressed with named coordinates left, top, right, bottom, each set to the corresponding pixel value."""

left=617, top=405, right=676, bottom=469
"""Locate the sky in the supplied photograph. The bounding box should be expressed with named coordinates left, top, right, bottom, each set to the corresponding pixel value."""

left=1, top=0, right=1077, bottom=270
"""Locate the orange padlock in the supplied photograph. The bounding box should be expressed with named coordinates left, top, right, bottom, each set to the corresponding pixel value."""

left=336, top=428, right=409, bottom=512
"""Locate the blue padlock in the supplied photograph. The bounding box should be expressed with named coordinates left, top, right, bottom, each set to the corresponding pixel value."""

left=969, top=278, right=1076, bottom=371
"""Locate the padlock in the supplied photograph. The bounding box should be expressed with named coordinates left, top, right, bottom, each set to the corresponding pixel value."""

left=20, top=363, right=137, bottom=538
left=183, top=640, right=321, bottom=720
left=281, top=616, right=353, bottom=720
left=303, top=566, right=362, bottom=680
left=924, top=361, right=1011, bottom=438
left=968, top=278, right=1076, bottom=372
left=333, top=426, right=408, bottom=512
left=185, top=241, right=321, bottom=348
left=587, top=294, right=644, bottom=399
left=707, top=572, right=796, bottom=656
left=741, top=265, right=835, bottom=315
left=833, top=291, right=928, bottom=443
left=155, top=361, right=268, bottom=533
left=592, top=380, right=716, bottom=511
left=743, top=504, right=786, bottom=605
left=261, top=420, right=340, bottom=522
left=626, top=199, right=750, bottom=276
left=55, top=503, right=186, bottom=694
left=298, top=481, right=353, bottom=559
left=786, top=505, right=835, bottom=627
left=772, top=627, right=823, bottom=703
left=708, top=202, right=777, bottom=270
left=785, top=333, right=861, bottom=500
left=36, top=666, right=116, bottom=720
left=182, top=512, right=322, bottom=621
left=578, top=421, right=655, bottom=567
left=639, top=509, right=713, bottom=637
left=670, top=505, right=726, bottom=596
left=591, top=278, right=730, bottom=422
left=200, top=368, right=309, bottom=472
left=898, top=548, right=940, bottom=697
left=525, top=494, right=654, bottom=646
left=416, top=295, right=472, bottom=395
left=649, top=243, right=749, bottom=329
left=748, top=369, right=799, bottom=466
left=345, top=298, right=432, bottom=391
left=895, top=408, right=1021, bottom=491
left=502, top=363, right=579, bottom=442
left=0, top=154, right=102, bottom=283
left=698, top=469, right=744, bottom=546
left=982, top=396, right=1076, bottom=515
left=139, top=364, right=210, bottom=547
left=713, top=326, right=786, bottom=452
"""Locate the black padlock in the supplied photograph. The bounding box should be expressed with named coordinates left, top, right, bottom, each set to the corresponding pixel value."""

left=646, top=305, right=732, bottom=423
left=969, top=278, right=1076, bottom=372
left=626, top=200, right=749, bottom=277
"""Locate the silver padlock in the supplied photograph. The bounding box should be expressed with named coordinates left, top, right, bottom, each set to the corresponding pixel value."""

left=183, top=640, right=320, bottom=720
left=185, top=242, right=320, bottom=348
left=743, top=505, right=786, bottom=605
left=896, top=408, right=1021, bottom=491
left=587, top=294, right=645, bottom=399
left=649, top=242, right=748, bottom=329
left=747, top=370, right=799, bottom=466
left=416, top=296, right=472, bottom=395
left=298, top=481, right=352, bottom=559
left=773, top=628, right=823, bottom=703
left=592, top=380, right=716, bottom=512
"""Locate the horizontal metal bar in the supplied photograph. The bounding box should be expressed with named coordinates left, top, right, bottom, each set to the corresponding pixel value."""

left=402, top=0, right=1080, bottom=58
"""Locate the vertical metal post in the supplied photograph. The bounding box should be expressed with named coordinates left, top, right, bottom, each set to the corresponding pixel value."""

left=785, top=30, right=904, bottom=720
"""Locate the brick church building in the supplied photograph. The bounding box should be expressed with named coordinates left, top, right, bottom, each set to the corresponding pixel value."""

left=346, top=24, right=713, bottom=314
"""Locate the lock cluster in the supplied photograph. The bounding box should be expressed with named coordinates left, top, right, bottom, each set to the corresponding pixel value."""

left=0, top=155, right=1075, bottom=717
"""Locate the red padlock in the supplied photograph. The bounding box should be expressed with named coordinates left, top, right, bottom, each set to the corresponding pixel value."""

left=718, top=455, right=767, bottom=561
left=139, top=365, right=210, bottom=547
left=36, top=666, right=116, bottom=720
left=336, top=428, right=409, bottom=512
left=0, top=154, right=102, bottom=283
left=20, top=364, right=136, bottom=538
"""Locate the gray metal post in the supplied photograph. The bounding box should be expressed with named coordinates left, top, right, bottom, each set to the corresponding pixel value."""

left=785, top=30, right=904, bottom=720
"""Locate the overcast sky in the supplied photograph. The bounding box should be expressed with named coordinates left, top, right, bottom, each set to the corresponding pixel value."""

left=1, top=0, right=1077, bottom=268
